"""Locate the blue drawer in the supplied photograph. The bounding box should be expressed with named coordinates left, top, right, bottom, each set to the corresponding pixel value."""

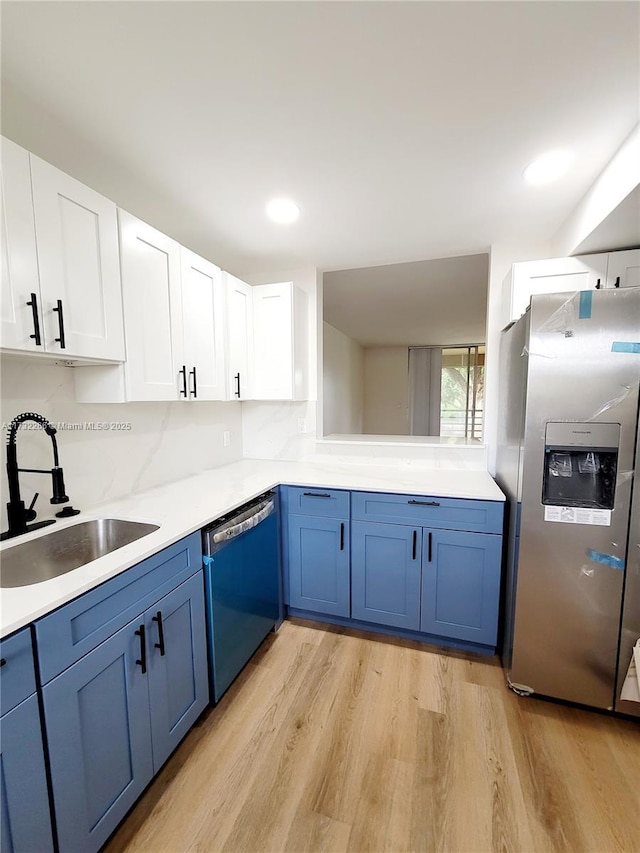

left=351, top=491, right=503, bottom=534
left=0, top=627, right=36, bottom=715
left=282, top=486, right=349, bottom=519
left=35, top=532, right=202, bottom=684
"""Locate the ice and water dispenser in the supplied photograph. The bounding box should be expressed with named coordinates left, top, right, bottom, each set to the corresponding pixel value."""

left=542, top=423, right=619, bottom=510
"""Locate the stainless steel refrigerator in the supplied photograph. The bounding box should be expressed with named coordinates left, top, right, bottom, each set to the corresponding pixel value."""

left=496, top=287, right=640, bottom=714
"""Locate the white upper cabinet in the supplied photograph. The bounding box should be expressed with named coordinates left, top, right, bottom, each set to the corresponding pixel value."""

left=118, top=211, right=183, bottom=401
left=180, top=248, right=225, bottom=401
left=606, top=248, right=640, bottom=289
left=1, top=138, right=42, bottom=351
left=77, top=213, right=227, bottom=403
left=30, top=155, right=124, bottom=360
left=252, top=281, right=308, bottom=401
left=502, top=250, right=639, bottom=328
left=224, top=272, right=254, bottom=400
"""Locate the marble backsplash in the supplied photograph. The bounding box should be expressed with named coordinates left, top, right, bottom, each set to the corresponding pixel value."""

left=241, top=400, right=318, bottom=460
left=0, top=358, right=243, bottom=528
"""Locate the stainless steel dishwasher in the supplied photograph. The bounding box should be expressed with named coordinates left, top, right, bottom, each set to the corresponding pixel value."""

left=202, top=491, right=280, bottom=702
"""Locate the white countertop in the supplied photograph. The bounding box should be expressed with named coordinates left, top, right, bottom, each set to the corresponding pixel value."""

left=0, top=458, right=504, bottom=638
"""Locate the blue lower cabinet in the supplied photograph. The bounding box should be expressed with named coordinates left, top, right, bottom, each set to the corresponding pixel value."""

left=287, top=514, right=350, bottom=617
left=42, top=571, right=209, bottom=853
left=420, top=529, right=502, bottom=645
left=146, top=573, right=208, bottom=770
left=351, top=521, right=422, bottom=631
left=43, top=617, right=154, bottom=853
left=0, top=694, right=54, bottom=853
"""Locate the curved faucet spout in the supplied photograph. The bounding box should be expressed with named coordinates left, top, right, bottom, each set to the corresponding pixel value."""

left=2, top=412, right=79, bottom=541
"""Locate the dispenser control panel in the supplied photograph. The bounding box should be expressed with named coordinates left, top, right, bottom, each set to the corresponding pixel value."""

left=542, top=422, right=619, bottom=524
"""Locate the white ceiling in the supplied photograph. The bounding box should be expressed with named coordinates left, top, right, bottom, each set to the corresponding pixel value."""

left=1, top=1, right=638, bottom=276
left=324, top=253, right=489, bottom=347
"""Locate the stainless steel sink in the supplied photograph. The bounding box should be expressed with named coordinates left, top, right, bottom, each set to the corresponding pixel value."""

left=0, top=518, right=160, bottom=588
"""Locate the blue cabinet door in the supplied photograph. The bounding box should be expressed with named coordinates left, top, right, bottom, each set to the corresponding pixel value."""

left=0, top=694, right=54, bottom=853
left=42, top=618, right=153, bottom=853
left=420, top=530, right=502, bottom=645
left=287, top=514, right=349, bottom=617
left=0, top=627, right=37, bottom=717
left=146, top=573, right=208, bottom=771
left=351, top=521, right=421, bottom=631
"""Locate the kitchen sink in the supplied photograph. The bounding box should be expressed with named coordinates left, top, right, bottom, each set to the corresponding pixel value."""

left=0, top=518, right=160, bottom=588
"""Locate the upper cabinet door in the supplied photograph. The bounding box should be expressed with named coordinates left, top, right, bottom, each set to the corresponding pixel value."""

left=119, top=211, right=183, bottom=401
left=252, top=282, right=308, bottom=401
left=224, top=272, right=253, bottom=400
left=606, top=248, right=640, bottom=289
left=0, top=137, right=43, bottom=352
left=180, top=248, right=226, bottom=401
left=30, top=155, right=125, bottom=360
left=253, top=282, right=292, bottom=400
left=505, top=255, right=609, bottom=327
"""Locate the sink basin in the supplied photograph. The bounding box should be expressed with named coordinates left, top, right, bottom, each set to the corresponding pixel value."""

left=0, top=518, right=160, bottom=588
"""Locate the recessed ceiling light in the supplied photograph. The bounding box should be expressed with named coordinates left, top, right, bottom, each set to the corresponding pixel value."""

left=266, top=197, right=300, bottom=224
left=523, top=150, right=573, bottom=185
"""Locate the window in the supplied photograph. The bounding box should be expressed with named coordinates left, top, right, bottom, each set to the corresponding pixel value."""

left=408, top=344, right=484, bottom=440
left=440, top=345, right=484, bottom=440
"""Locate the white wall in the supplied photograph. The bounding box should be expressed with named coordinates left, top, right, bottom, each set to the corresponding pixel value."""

left=484, top=241, right=551, bottom=475
left=240, top=267, right=320, bottom=460
left=553, top=123, right=640, bottom=257
left=0, top=359, right=243, bottom=527
left=322, top=323, right=364, bottom=435
left=363, top=347, right=409, bottom=435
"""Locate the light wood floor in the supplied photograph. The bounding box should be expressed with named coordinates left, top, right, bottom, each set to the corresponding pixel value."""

left=105, top=618, right=640, bottom=853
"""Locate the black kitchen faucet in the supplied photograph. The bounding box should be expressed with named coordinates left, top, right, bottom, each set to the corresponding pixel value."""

left=1, top=412, right=79, bottom=541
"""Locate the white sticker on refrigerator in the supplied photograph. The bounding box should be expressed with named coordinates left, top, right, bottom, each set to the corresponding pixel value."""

left=544, top=506, right=612, bottom=526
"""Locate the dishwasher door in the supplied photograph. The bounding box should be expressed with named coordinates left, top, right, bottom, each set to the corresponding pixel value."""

left=203, top=493, right=280, bottom=702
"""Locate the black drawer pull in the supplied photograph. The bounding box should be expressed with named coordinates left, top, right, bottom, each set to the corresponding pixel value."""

left=152, top=611, right=166, bottom=656
left=412, top=530, right=417, bottom=560
left=340, top=522, right=345, bottom=551
left=27, top=293, right=42, bottom=346
left=428, top=531, right=433, bottom=562
left=408, top=499, right=440, bottom=507
left=234, top=373, right=241, bottom=398
left=189, top=366, right=198, bottom=398
left=52, top=299, right=66, bottom=349
left=303, top=492, right=331, bottom=498
left=135, top=624, right=147, bottom=674
left=179, top=365, right=188, bottom=397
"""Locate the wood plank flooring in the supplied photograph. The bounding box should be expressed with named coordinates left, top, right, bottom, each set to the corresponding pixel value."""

left=104, top=618, right=640, bottom=853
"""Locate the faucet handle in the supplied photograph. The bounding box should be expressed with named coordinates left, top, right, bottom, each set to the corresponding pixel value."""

left=25, top=492, right=39, bottom=523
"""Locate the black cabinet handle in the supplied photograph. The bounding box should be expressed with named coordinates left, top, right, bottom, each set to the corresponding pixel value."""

left=595, top=279, right=602, bottom=289
left=52, top=299, right=66, bottom=349
left=303, top=492, right=331, bottom=498
left=234, top=372, right=241, bottom=398
left=412, top=530, right=417, bottom=560
left=178, top=365, right=188, bottom=397
left=614, top=276, right=621, bottom=289
left=189, top=366, right=198, bottom=398
left=152, top=611, right=166, bottom=656
left=0, top=658, right=6, bottom=668
left=428, top=531, right=433, bottom=562
left=408, top=499, right=440, bottom=507
left=135, top=624, right=147, bottom=673
left=340, top=522, right=345, bottom=551
left=26, top=293, right=42, bottom=346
